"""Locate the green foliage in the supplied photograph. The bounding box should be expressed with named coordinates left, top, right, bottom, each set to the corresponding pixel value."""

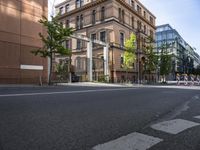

left=123, top=33, right=136, bottom=70
left=98, top=75, right=109, bottom=83
left=159, top=44, right=172, bottom=76
left=123, top=51, right=136, bottom=70
left=32, top=15, right=73, bottom=57
left=31, top=15, right=73, bottom=85
left=144, top=36, right=158, bottom=73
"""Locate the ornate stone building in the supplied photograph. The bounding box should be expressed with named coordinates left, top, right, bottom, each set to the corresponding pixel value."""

left=0, top=0, right=48, bottom=84
left=56, top=0, right=156, bottom=82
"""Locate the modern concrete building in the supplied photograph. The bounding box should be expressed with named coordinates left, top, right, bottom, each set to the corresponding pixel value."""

left=55, top=0, right=156, bottom=83
left=156, top=24, right=200, bottom=80
left=0, top=0, right=48, bottom=84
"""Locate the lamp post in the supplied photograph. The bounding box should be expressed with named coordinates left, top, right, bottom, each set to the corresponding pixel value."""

left=136, top=30, right=140, bottom=84
left=110, top=43, right=114, bottom=83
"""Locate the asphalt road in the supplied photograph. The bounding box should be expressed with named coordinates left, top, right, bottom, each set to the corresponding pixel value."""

left=0, top=85, right=200, bottom=150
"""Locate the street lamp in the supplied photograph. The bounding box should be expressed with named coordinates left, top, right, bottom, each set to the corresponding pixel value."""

left=136, top=30, right=141, bottom=84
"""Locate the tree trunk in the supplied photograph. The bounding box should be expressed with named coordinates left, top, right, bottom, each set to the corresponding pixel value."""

left=149, top=70, right=151, bottom=83
left=126, top=69, right=128, bottom=83
left=48, top=54, right=53, bottom=85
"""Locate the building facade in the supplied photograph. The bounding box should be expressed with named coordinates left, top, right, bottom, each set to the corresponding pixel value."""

left=0, top=0, right=48, bottom=84
left=156, top=24, right=200, bottom=80
left=55, top=0, right=156, bottom=83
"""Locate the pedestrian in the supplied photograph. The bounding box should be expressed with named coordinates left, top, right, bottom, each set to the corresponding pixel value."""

left=190, top=74, right=194, bottom=86
left=184, top=74, right=188, bottom=86
left=176, top=73, right=180, bottom=85
left=197, top=75, right=200, bottom=86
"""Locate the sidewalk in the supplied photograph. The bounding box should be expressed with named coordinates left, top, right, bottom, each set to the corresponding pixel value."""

left=57, top=82, right=140, bottom=87
left=0, top=82, right=199, bottom=90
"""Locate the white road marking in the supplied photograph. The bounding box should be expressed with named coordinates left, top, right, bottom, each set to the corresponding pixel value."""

left=194, top=116, right=200, bottom=119
left=0, top=88, right=137, bottom=97
left=151, top=119, right=200, bottom=134
left=92, top=132, right=163, bottom=150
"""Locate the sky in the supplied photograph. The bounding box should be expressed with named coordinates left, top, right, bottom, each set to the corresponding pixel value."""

left=48, top=0, right=200, bottom=54
left=139, top=0, right=200, bottom=54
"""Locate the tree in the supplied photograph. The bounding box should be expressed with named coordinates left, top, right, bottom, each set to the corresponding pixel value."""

left=144, top=36, right=158, bottom=83
left=159, top=44, right=172, bottom=82
left=194, top=65, right=200, bottom=75
left=32, top=15, right=73, bottom=85
left=123, top=33, right=136, bottom=82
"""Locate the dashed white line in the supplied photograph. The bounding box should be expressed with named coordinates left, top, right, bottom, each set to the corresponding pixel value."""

left=151, top=119, right=200, bottom=134
left=92, top=132, right=163, bottom=150
left=0, top=87, right=137, bottom=97
left=194, top=116, right=200, bottom=119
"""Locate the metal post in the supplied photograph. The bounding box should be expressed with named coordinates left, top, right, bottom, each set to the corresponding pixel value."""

left=87, top=40, right=92, bottom=81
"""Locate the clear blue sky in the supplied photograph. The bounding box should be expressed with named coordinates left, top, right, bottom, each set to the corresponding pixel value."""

left=49, top=0, right=200, bottom=54
left=140, top=0, right=200, bottom=54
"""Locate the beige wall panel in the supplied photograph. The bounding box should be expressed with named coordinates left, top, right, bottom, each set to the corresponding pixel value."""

left=21, top=2, right=43, bottom=17
left=0, top=0, right=21, bottom=11
left=21, top=12, right=42, bottom=39
left=20, top=45, right=44, bottom=65
left=0, top=41, right=20, bottom=67
left=21, top=35, right=42, bottom=47
left=0, top=4, right=20, bottom=34
left=0, top=31, right=20, bottom=44
left=20, top=0, right=43, bottom=10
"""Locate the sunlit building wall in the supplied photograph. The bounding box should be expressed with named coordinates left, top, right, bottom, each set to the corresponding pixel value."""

left=0, top=0, right=48, bottom=84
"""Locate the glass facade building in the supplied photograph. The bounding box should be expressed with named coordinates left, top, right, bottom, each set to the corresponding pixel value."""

left=156, top=24, right=199, bottom=80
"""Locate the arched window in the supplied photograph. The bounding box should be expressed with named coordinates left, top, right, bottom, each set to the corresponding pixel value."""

left=92, top=10, right=96, bottom=24
left=122, top=10, right=125, bottom=23
left=76, top=16, right=80, bottom=29
left=80, top=14, right=83, bottom=28
left=76, top=57, right=81, bottom=70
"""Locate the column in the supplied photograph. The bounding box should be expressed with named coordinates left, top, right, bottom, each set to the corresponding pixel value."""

left=103, top=44, right=109, bottom=81
left=87, top=40, right=92, bottom=81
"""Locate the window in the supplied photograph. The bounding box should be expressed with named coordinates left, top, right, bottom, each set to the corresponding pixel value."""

left=76, top=16, right=80, bottom=29
left=65, top=4, right=69, bottom=12
left=66, top=40, right=70, bottom=49
left=92, top=10, right=96, bottom=24
left=143, top=11, right=146, bottom=18
left=76, top=15, right=83, bottom=29
left=100, top=31, right=106, bottom=42
left=80, top=0, right=84, bottom=7
left=131, top=0, right=135, bottom=9
left=137, top=5, right=141, bottom=14
left=91, top=33, right=96, bottom=47
left=120, top=54, right=124, bottom=68
left=118, top=8, right=121, bottom=21
left=101, top=7, right=105, bottom=21
left=150, top=16, right=153, bottom=24
left=120, top=32, right=124, bottom=47
left=76, top=0, right=80, bottom=8
left=59, top=7, right=64, bottom=14
left=77, top=39, right=82, bottom=49
left=150, top=30, right=154, bottom=38
left=144, top=25, right=146, bottom=34
left=137, top=20, right=141, bottom=30
left=131, top=16, right=134, bottom=29
left=80, top=14, right=83, bottom=28
left=122, top=10, right=125, bottom=23
left=76, top=57, right=81, bottom=70
left=66, top=19, right=70, bottom=28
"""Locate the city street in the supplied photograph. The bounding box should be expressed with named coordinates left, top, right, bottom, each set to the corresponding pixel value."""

left=0, top=85, right=200, bottom=150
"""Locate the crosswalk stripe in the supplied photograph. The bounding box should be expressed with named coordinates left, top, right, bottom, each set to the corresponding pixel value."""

left=151, top=119, right=200, bottom=134
left=194, top=116, right=200, bottom=119
left=92, top=132, right=163, bottom=150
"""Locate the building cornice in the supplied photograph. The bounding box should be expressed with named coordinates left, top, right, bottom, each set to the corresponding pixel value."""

left=58, top=0, right=156, bottom=30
